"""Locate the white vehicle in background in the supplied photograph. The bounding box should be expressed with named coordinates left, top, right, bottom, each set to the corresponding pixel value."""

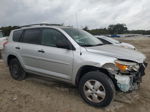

left=0, top=30, right=7, bottom=50
left=95, top=36, right=136, bottom=50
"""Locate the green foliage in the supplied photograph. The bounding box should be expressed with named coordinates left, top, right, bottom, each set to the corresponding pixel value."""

left=108, top=24, right=128, bottom=34
left=0, top=26, right=20, bottom=36
left=129, top=30, right=150, bottom=35
left=83, top=26, right=89, bottom=31
left=82, top=24, right=128, bottom=35
left=88, top=28, right=109, bottom=35
left=83, top=23, right=150, bottom=35
left=1, top=23, right=150, bottom=36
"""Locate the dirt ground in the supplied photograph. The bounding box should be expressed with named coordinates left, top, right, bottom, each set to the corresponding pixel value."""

left=0, top=37, right=150, bottom=112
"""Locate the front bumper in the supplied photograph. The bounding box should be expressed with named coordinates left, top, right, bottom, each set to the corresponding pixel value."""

left=115, top=62, right=148, bottom=92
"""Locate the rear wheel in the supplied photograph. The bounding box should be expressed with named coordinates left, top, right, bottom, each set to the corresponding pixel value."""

left=9, top=58, right=26, bottom=80
left=79, top=71, right=115, bottom=107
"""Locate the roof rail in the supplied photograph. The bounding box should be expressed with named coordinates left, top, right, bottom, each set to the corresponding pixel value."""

left=20, top=23, right=63, bottom=28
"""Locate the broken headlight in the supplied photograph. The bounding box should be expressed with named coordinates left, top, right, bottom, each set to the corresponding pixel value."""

left=115, top=60, right=140, bottom=72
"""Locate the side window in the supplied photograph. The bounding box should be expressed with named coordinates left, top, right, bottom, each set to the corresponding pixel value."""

left=99, top=38, right=111, bottom=44
left=13, top=30, right=23, bottom=42
left=42, top=29, right=69, bottom=48
left=22, top=29, right=42, bottom=45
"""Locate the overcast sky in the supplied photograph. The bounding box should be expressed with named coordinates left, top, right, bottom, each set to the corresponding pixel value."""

left=0, top=0, right=149, bottom=30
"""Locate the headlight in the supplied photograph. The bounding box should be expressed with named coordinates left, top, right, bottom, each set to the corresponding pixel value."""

left=115, top=60, right=140, bottom=72
left=121, top=45, right=129, bottom=49
left=102, top=63, right=118, bottom=71
left=121, top=45, right=136, bottom=50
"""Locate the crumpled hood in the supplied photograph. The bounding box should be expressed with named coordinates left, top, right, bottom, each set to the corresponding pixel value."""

left=85, top=45, right=146, bottom=63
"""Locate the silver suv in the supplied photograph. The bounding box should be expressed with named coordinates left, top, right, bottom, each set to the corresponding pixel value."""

left=2, top=24, right=147, bottom=107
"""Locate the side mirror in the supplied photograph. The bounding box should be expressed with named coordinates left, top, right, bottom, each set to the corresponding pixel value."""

left=56, top=41, right=70, bottom=50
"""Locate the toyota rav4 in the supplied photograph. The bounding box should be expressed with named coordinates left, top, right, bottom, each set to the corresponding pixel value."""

left=2, top=24, right=147, bottom=107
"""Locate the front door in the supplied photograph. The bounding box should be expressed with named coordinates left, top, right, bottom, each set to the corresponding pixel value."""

left=37, top=28, right=74, bottom=80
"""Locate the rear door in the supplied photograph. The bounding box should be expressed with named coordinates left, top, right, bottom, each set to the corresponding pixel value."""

left=19, top=28, right=43, bottom=71
left=9, top=30, right=23, bottom=62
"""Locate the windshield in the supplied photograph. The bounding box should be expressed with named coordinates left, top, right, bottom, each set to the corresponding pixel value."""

left=0, top=31, right=3, bottom=38
left=62, top=28, right=103, bottom=47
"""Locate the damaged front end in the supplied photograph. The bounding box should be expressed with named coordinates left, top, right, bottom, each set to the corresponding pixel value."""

left=102, top=60, right=148, bottom=92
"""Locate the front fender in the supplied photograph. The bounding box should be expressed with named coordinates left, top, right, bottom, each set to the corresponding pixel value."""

left=71, top=50, right=116, bottom=85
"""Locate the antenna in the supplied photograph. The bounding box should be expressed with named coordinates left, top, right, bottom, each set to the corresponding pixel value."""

left=75, top=13, right=79, bottom=29
left=75, top=13, right=82, bottom=55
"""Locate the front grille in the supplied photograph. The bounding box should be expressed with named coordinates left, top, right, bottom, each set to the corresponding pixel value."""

left=132, top=62, right=147, bottom=83
left=139, top=62, right=147, bottom=76
left=144, top=62, right=148, bottom=68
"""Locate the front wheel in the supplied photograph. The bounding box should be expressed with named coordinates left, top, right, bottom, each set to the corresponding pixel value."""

left=9, top=58, right=26, bottom=81
left=79, top=71, right=115, bottom=107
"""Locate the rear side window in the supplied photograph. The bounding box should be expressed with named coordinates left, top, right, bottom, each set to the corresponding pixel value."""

left=13, top=30, right=23, bottom=42
left=22, top=29, right=42, bottom=45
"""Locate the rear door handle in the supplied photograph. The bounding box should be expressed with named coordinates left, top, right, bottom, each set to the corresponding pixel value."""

left=38, top=50, right=45, bottom=53
left=15, top=47, right=20, bottom=50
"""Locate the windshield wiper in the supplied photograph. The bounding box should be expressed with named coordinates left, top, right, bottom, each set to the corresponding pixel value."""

left=94, top=43, right=104, bottom=46
left=81, top=45, right=95, bottom=47
left=81, top=43, right=104, bottom=47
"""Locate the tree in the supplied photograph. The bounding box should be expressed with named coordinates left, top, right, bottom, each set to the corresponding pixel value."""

left=108, top=24, right=128, bottom=34
left=0, top=26, right=20, bottom=36
left=83, top=26, right=89, bottom=31
left=88, top=28, right=109, bottom=35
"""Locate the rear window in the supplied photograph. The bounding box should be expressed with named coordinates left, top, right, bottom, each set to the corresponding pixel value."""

left=13, top=30, right=23, bottom=42
left=22, top=29, right=42, bottom=45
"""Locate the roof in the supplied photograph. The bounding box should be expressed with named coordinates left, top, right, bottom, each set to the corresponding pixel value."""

left=11, top=24, right=71, bottom=32
left=19, top=23, right=71, bottom=30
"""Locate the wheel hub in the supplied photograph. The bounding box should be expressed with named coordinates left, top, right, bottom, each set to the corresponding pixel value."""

left=11, top=64, right=19, bottom=77
left=84, top=80, right=106, bottom=103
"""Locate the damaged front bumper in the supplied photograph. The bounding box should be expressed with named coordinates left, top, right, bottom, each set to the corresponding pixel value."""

left=114, top=62, right=148, bottom=92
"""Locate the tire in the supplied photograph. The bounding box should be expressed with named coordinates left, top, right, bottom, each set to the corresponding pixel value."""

left=9, top=58, right=26, bottom=81
left=79, top=71, right=115, bottom=107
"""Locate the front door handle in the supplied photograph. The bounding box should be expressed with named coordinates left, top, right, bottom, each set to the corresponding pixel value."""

left=38, top=50, right=45, bottom=53
left=15, top=47, right=20, bottom=50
